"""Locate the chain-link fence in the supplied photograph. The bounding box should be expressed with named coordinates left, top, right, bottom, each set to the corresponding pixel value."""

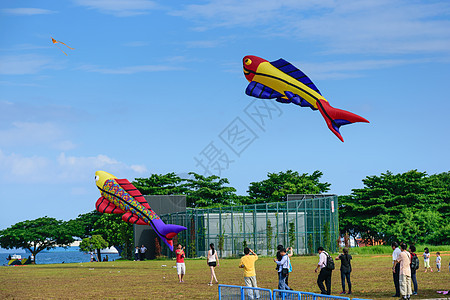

left=160, top=195, right=338, bottom=258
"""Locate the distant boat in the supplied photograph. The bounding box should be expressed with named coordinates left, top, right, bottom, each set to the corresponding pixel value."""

left=7, top=254, right=31, bottom=266
left=100, top=247, right=119, bottom=254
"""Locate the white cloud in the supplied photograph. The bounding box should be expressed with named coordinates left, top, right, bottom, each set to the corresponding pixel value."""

left=130, top=164, right=148, bottom=173
left=0, top=150, right=50, bottom=178
left=295, top=58, right=431, bottom=80
left=0, top=121, right=77, bottom=151
left=57, top=153, right=148, bottom=181
left=173, top=0, right=450, bottom=55
left=0, top=122, right=64, bottom=147
left=74, top=0, right=159, bottom=17
left=78, top=64, right=182, bottom=74
left=0, top=101, right=90, bottom=125
left=0, top=43, right=49, bottom=52
left=0, top=55, right=60, bottom=75
left=171, top=0, right=329, bottom=27
left=1, top=8, right=57, bottom=15
left=0, top=150, right=148, bottom=183
left=290, top=1, right=450, bottom=54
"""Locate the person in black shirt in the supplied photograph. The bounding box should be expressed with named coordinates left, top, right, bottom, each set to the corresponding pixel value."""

left=409, top=245, right=418, bottom=295
left=336, top=247, right=352, bottom=295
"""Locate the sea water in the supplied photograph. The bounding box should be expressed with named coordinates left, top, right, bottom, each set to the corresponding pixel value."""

left=0, top=247, right=121, bottom=266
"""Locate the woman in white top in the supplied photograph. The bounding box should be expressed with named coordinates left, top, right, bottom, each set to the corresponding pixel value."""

left=207, top=243, right=219, bottom=286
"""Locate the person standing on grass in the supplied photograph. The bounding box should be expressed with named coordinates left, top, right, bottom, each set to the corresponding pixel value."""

left=274, top=247, right=291, bottom=290
left=315, top=246, right=332, bottom=295
left=392, top=242, right=401, bottom=297
left=336, top=247, right=352, bottom=295
left=175, top=244, right=186, bottom=283
left=423, top=247, right=433, bottom=272
left=394, top=243, right=411, bottom=300
left=276, top=245, right=293, bottom=287
left=207, top=243, right=219, bottom=286
left=436, top=252, right=441, bottom=272
left=239, top=247, right=259, bottom=299
left=134, top=246, right=140, bottom=261
left=409, top=245, right=418, bottom=295
left=140, top=245, right=147, bottom=261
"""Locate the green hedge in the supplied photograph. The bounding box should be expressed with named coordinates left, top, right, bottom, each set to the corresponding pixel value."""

left=346, top=244, right=450, bottom=255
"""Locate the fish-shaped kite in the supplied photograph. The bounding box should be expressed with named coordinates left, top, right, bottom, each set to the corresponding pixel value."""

left=242, top=55, right=369, bottom=142
left=94, top=171, right=186, bottom=251
left=51, top=37, right=74, bottom=56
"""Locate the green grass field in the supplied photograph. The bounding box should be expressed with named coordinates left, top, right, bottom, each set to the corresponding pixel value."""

left=1, top=253, right=449, bottom=299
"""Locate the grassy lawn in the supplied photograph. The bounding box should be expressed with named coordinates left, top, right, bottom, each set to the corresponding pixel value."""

left=1, top=253, right=448, bottom=299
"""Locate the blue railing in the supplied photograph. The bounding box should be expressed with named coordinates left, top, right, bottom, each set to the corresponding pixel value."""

left=219, top=285, right=370, bottom=300
left=218, top=284, right=272, bottom=300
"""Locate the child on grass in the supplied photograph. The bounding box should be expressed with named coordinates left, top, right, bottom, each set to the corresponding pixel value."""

left=436, top=252, right=441, bottom=272
left=423, top=248, right=433, bottom=273
left=175, top=244, right=186, bottom=283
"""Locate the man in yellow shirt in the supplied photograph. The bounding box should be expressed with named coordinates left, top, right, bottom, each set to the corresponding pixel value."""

left=239, top=247, right=259, bottom=299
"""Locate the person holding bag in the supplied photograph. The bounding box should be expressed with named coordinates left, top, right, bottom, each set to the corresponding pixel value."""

left=274, top=247, right=291, bottom=290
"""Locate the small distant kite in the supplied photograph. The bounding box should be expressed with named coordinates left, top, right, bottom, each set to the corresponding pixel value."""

left=242, top=55, right=369, bottom=142
left=51, top=37, right=74, bottom=56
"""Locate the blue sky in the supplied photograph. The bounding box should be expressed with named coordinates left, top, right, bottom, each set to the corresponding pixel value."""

left=1, top=0, right=449, bottom=230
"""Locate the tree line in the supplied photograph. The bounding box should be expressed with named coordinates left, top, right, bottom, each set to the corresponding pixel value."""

left=0, top=169, right=448, bottom=262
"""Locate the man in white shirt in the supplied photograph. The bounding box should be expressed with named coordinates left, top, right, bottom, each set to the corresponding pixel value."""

left=392, top=242, right=401, bottom=297
left=140, top=245, right=147, bottom=261
left=393, top=243, right=411, bottom=299
left=315, top=246, right=332, bottom=295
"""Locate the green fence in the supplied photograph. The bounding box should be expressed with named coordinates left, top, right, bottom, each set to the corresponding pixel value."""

left=160, top=195, right=338, bottom=258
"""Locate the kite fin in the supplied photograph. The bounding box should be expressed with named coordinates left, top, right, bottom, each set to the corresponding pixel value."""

left=96, top=197, right=125, bottom=214
left=316, top=99, right=369, bottom=142
left=121, top=212, right=149, bottom=226
left=270, top=58, right=322, bottom=95
left=246, top=81, right=283, bottom=99
left=115, top=179, right=153, bottom=211
left=152, top=219, right=187, bottom=251
left=284, top=91, right=317, bottom=110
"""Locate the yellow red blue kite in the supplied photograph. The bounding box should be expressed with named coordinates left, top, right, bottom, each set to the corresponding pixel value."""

left=243, top=55, right=369, bottom=142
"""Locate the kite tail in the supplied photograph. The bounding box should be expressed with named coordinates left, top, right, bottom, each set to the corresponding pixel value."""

left=316, top=99, right=369, bottom=142
left=151, top=218, right=187, bottom=251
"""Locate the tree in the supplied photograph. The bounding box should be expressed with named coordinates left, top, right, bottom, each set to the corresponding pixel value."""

left=70, top=211, right=133, bottom=259
left=92, top=214, right=134, bottom=260
left=133, top=172, right=187, bottom=195
left=323, top=222, right=331, bottom=251
left=184, top=172, right=236, bottom=207
left=288, top=221, right=296, bottom=248
left=248, top=170, right=331, bottom=203
left=69, top=211, right=103, bottom=238
left=132, top=172, right=238, bottom=208
left=0, top=217, right=74, bottom=263
left=339, top=170, right=450, bottom=244
left=266, top=220, right=273, bottom=255
left=79, top=235, right=108, bottom=262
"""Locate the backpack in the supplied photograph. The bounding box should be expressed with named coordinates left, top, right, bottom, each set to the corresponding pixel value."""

left=325, top=252, right=335, bottom=270
left=411, top=253, right=419, bottom=270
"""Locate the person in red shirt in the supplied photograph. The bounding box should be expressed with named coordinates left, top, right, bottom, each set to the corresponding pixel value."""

left=175, top=244, right=186, bottom=283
